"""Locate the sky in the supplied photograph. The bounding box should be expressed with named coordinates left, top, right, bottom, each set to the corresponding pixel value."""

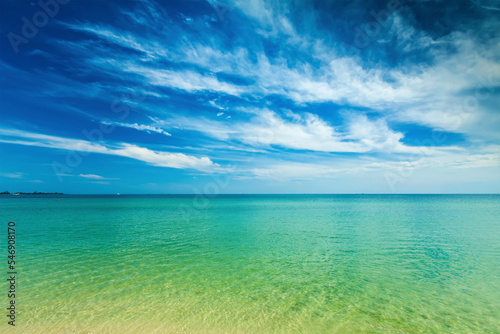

left=0, top=0, right=499, bottom=194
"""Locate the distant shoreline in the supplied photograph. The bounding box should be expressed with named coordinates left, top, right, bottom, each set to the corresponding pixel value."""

left=0, top=192, right=64, bottom=195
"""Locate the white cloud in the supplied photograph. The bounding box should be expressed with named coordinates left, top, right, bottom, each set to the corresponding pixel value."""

left=210, top=99, right=226, bottom=110
left=241, top=150, right=500, bottom=181
left=344, top=113, right=412, bottom=153
left=0, top=172, right=23, bottom=179
left=101, top=120, right=171, bottom=136
left=153, top=108, right=457, bottom=154
left=112, top=143, right=218, bottom=170
left=62, top=11, right=499, bottom=145
left=63, top=3, right=500, bottom=132
left=234, top=109, right=364, bottom=152
left=121, top=65, right=245, bottom=96
left=81, top=29, right=498, bottom=145
left=79, top=174, right=105, bottom=179
left=0, top=128, right=221, bottom=173
left=62, top=23, right=168, bottom=60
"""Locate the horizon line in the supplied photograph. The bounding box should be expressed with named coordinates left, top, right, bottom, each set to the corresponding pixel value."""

left=3, top=193, right=500, bottom=196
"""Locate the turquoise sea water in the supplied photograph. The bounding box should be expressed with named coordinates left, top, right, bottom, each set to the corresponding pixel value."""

left=1, top=194, right=499, bottom=333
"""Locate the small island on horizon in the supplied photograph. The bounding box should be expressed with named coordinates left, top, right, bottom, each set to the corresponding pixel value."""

left=1, top=191, right=64, bottom=195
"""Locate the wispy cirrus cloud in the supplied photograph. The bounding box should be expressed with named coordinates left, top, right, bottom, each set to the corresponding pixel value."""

left=0, top=172, right=23, bottom=179
left=150, top=108, right=460, bottom=154
left=238, top=150, right=500, bottom=181
left=0, top=128, right=222, bottom=173
left=79, top=174, right=117, bottom=180
left=60, top=6, right=500, bottom=145
left=101, top=120, right=171, bottom=136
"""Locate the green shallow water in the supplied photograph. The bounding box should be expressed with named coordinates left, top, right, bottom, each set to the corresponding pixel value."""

left=1, top=195, right=499, bottom=333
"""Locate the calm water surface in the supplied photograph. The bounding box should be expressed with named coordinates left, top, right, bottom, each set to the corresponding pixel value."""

left=1, top=195, right=499, bottom=333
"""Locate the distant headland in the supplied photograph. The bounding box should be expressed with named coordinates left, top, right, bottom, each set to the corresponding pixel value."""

left=0, top=191, right=64, bottom=195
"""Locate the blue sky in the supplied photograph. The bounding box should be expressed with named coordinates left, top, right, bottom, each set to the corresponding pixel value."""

left=0, top=0, right=499, bottom=194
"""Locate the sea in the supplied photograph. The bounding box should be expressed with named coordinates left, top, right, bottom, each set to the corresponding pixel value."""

left=1, top=194, right=499, bottom=333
